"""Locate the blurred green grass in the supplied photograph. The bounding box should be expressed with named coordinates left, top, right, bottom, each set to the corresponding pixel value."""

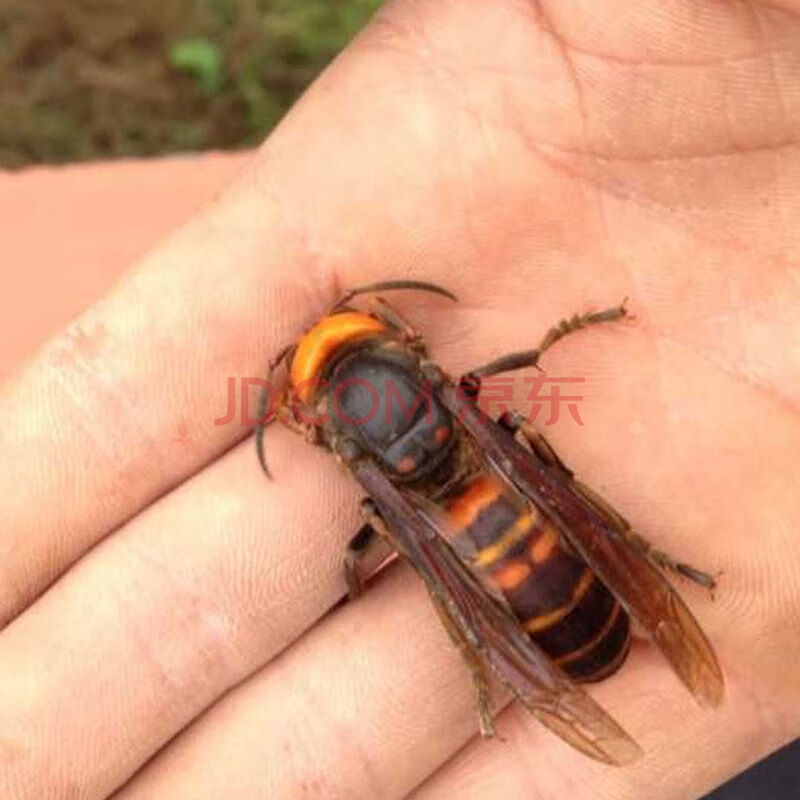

left=0, top=0, right=382, bottom=167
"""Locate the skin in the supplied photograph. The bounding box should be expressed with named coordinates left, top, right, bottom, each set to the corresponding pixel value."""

left=1, top=0, right=799, bottom=797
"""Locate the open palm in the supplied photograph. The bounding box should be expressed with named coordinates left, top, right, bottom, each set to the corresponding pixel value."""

left=1, top=1, right=798, bottom=798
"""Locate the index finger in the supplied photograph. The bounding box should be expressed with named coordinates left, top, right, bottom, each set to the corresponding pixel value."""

left=0, top=152, right=335, bottom=626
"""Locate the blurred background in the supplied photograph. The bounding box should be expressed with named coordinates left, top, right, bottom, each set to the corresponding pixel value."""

left=0, top=1, right=797, bottom=797
left=0, top=0, right=381, bottom=167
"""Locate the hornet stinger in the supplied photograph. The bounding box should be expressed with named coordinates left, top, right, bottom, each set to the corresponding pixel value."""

left=254, top=279, right=723, bottom=765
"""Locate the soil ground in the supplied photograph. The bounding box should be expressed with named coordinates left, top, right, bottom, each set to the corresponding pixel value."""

left=0, top=0, right=381, bottom=167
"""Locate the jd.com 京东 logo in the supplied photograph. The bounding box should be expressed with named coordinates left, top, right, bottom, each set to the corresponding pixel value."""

left=214, top=374, right=586, bottom=428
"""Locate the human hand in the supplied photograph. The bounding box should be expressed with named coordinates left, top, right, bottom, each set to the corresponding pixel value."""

left=1, top=1, right=799, bottom=798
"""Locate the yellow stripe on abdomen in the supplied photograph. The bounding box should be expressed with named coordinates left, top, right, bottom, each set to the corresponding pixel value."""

left=474, top=511, right=536, bottom=567
left=523, top=567, right=594, bottom=633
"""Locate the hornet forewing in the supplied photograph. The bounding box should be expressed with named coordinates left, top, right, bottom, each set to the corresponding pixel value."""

left=351, top=457, right=642, bottom=765
left=438, top=382, right=724, bottom=709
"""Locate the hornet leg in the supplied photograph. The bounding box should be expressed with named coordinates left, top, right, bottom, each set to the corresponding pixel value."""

left=495, top=406, right=718, bottom=595
left=571, top=479, right=718, bottom=596
left=460, top=302, right=629, bottom=392
left=344, top=499, right=397, bottom=599
left=367, top=295, right=424, bottom=346
left=497, top=409, right=573, bottom=475
left=426, top=584, right=497, bottom=738
left=621, top=527, right=719, bottom=595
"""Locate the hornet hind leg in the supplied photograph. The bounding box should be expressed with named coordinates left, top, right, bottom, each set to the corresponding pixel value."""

left=501, top=402, right=718, bottom=595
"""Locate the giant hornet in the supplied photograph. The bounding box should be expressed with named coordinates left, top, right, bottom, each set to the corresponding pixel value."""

left=256, top=280, right=723, bottom=764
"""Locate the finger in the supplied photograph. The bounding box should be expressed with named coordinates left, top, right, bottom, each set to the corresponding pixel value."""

left=106, top=375, right=800, bottom=800
left=0, top=0, right=513, bottom=628
left=108, top=559, right=769, bottom=800
left=0, top=424, right=361, bottom=800
left=0, top=156, right=339, bottom=627
left=407, top=652, right=777, bottom=800
left=0, top=277, right=477, bottom=800
left=115, top=578, right=792, bottom=800
left=112, top=564, right=490, bottom=800
left=0, top=276, right=479, bottom=800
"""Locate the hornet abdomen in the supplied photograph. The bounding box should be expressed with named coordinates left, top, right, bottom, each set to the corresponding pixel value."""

left=447, top=475, right=631, bottom=681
